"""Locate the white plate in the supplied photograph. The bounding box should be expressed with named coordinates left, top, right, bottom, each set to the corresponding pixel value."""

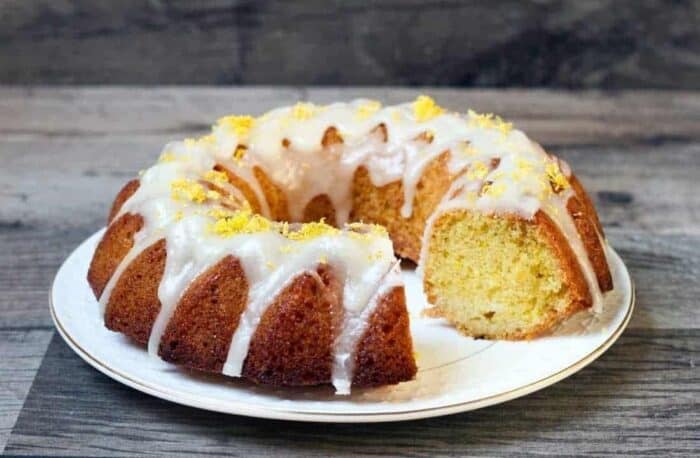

left=51, top=229, right=634, bottom=423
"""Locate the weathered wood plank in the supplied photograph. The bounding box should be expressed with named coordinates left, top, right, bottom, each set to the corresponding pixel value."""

left=1, top=87, right=699, bottom=146
left=0, top=329, right=53, bottom=454
left=1, top=1, right=699, bottom=89
left=5, top=330, right=698, bottom=457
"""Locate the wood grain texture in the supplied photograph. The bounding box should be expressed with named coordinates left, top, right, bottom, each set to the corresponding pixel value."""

left=1, top=1, right=699, bottom=88
left=5, top=330, right=698, bottom=456
left=0, top=329, right=53, bottom=454
left=0, top=87, right=698, bottom=456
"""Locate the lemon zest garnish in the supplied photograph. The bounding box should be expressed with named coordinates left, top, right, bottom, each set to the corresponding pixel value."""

left=233, top=145, right=247, bottom=164
left=466, top=161, right=489, bottom=180
left=482, top=182, right=506, bottom=198
left=266, top=261, right=276, bottom=270
left=356, top=100, right=382, bottom=120
left=279, top=244, right=295, bottom=254
left=291, top=102, right=317, bottom=120
left=457, top=142, right=479, bottom=157
left=174, top=210, right=184, bottom=221
left=319, top=255, right=328, bottom=264
left=197, top=134, right=216, bottom=146
left=170, top=179, right=208, bottom=203
left=413, top=95, right=445, bottom=122
left=158, top=152, right=176, bottom=163
left=203, top=170, right=229, bottom=186
left=208, top=208, right=235, bottom=219
left=368, top=250, right=385, bottom=261
left=545, top=162, right=570, bottom=192
left=216, top=115, right=255, bottom=139
left=467, top=109, right=513, bottom=135
left=184, top=138, right=196, bottom=148
left=210, top=209, right=272, bottom=237
left=345, top=222, right=388, bottom=238
left=285, top=220, right=340, bottom=241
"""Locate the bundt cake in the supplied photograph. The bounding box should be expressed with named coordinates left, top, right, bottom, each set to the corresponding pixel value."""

left=87, top=95, right=613, bottom=393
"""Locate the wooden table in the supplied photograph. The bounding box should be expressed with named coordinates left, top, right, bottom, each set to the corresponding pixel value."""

left=1, top=87, right=698, bottom=456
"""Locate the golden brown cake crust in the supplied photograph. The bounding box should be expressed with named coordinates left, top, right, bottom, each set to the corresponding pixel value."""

left=352, top=286, right=417, bottom=387
left=569, top=174, right=605, bottom=237
left=253, top=166, right=291, bottom=221
left=108, top=179, right=140, bottom=223
left=302, top=194, right=337, bottom=226
left=215, top=164, right=264, bottom=214
left=567, top=196, right=614, bottom=292
left=350, top=152, right=453, bottom=261
left=158, top=255, right=249, bottom=373
left=104, top=239, right=166, bottom=345
left=87, top=212, right=143, bottom=298
left=242, top=269, right=341, bottom=386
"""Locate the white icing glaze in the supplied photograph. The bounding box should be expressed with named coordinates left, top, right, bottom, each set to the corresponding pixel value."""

left=99, top=96, right=612, bottom=393
left=331, top=260, right=403, bottom=395
left=221, top=230, right=394, bottom=378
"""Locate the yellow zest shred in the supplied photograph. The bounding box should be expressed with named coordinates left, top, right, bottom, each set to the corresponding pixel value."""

left=158, top=152, right=176, bottom=163
left=216, top=115, right=255, bottom=138
left=291, top=102, right=317, bottom=120
left=545, top=162, right=570, bottom=192
left=233, top=145, right=247, bottom=163
left=466, top=161, right=489, bottom=180
left=482, top=182, right=506, bottom=198
left=170, top=179, right=208, bottom=203
left=356, top=100, right=382, bottom=120
left=197, top=134, right=216, bottom=146
left=210, top=209, right=272, bottom=237
left=467, top=109, right=513, bottom=135
left=202, top=170, right=229, bottom=186
left=413, top=95, right=445, bottom=122
left=207, top=207, right=235, bottom=219
left=285, top=220, right=340, bottom=241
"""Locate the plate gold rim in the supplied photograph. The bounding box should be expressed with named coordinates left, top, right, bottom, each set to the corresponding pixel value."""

left=49, top=230, right=635, bottom=423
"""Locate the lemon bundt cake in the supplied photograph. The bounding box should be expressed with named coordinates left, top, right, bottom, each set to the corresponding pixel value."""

left=88, top=96, right=613, bottom=393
